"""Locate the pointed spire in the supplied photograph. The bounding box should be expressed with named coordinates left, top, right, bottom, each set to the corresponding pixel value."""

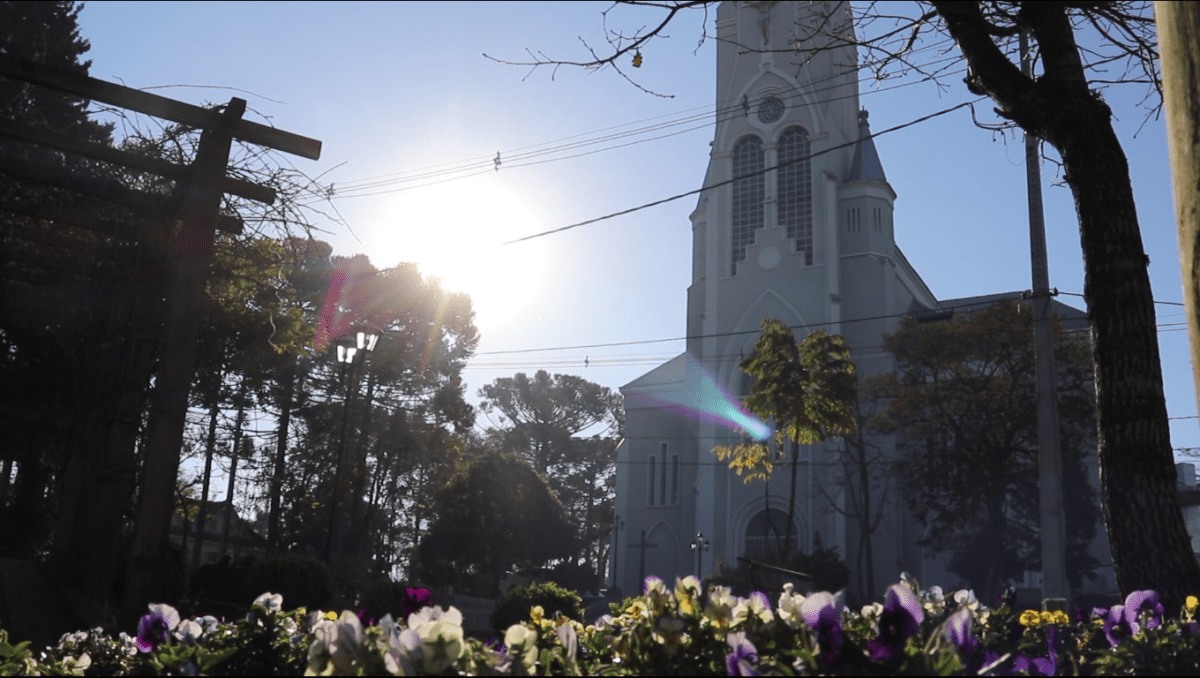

left=848, top=109, right=889, bottom=184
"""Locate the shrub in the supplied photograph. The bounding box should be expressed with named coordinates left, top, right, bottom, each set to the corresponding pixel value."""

left=245, top=553, right=334, bottom=611
left=358, top=580, right=435, bottom=623
left=490, top=581, right=583, bottom=635
left=547, top=562, right=600, bottom=594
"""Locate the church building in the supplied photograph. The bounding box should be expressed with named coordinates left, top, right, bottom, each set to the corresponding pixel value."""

left=611, top=1, right=1114, bottom=603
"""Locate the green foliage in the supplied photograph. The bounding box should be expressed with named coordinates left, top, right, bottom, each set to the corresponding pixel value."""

left=705, top=541, right=850, bottom=597
left=246, top=554, right=334, bottom=612
left=478, top=371, right=622, bottom=580
left=418, top=452, right=580, bottom=595
left=357, top=579, right=426, bottom=624
left=874, top=300, right=1101, bottom=600
left=740, top=320, right=857, bottom=445
left=491, top=582, right=584, bottom=636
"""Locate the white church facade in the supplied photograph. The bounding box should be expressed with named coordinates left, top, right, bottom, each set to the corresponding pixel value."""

left=611, top=1, right=1115, bottom=604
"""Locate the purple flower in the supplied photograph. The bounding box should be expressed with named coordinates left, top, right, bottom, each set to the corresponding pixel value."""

left=1013, top=625, right=1059, bottom=676
left=867, top=584, right=924, bottom=662
left=1122, top=590, right=1163, bottom=637
left=725, top=631, right=759, bottom=676
left=1102, top=604, right=1125, bottom=648
left=800, top=592, right=844, bottom=661
left=398, top=587, right=434, bottom=618
left=136, top=604, right=180, bottom=653
left=944, top=609, right=977, bottom=657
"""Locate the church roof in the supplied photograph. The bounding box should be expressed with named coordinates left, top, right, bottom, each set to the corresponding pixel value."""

left=621, top=352, right=689, bottom=391
left=847, top=109, right=889, bottom=185
left=937, top=291, right=1089, bottom=331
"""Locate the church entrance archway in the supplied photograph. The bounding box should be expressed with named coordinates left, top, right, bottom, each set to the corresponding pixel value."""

left=744, top=508, right=800, bottom=561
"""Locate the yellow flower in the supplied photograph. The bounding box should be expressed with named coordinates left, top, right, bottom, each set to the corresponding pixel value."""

left=530, top=606, right=545, bottom=624
left=1019, top=610, right=1042, bottom=627
left=324, top=611, right=338, bottom=621
left=1050, top=610, right=1070, bottom=625
left=1039, top=611, right=1056, bottom=625
left=1187, top=596, right=1198, bottom=613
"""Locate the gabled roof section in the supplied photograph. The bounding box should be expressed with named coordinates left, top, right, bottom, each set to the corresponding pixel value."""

left=937, top=291, right=1089, bottom=331
left=622, top=353, right=688, bottom=392
left=848, top=109, right=889, bottom=185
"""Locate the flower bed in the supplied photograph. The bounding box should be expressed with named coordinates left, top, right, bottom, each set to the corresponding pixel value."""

left=1, top=577, right=1198, bottom=675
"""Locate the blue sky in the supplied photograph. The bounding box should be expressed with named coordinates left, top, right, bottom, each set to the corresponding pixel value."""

left=77, top=2, right=1198, bottom=460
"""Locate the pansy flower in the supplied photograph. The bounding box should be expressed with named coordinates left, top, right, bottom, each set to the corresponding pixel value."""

left=800, top=592, right=844, bottom=661
left=867, top=584, right=923, bottom=662
left=725, top=631, right=759, bottom=676
left=1122, top=590, right=1163, bottom=637
left=135, top=604, right=180, bottom=652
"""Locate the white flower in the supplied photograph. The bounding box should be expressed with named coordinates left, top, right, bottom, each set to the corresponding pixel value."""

left=384, top=627, right=421, bottom=675
left=953, top=589, right=979, bottom=611
left=307, top=619, right=337, bottom=675
left=408, top=607, right=464, bottom=674
left=860, top=602, right=884, bottom=619
left=253, top=592, right=283, bottom=613
left=408, top=604, right=463, bottom=629
left=59, top=652, right=91, bottom=676
left=57, top=630, right=88, bottom=648
left=199, top=616, right=220, bottom=635
left=733, top=591, right=774, bottom=627
left=505, top=624, right=539, bottom=673
left=174, top=619, right=203, bottom=646
left=330, top=611, right=365, bottom=675
left=923, top=586, right=946, bottom=616
left=778, top=583, right=807, bottom=628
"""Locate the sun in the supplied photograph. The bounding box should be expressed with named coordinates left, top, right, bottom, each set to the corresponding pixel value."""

left=362, top=176, right=547, bottom=333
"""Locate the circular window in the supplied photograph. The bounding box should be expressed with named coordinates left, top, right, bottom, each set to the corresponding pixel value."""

left=757, top=96, right=785, bottom=124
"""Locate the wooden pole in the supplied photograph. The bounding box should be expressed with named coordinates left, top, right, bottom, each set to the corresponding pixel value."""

left=1157, top=3, right=1200, bottom=433
left=123, top=98, right=246, bottom=623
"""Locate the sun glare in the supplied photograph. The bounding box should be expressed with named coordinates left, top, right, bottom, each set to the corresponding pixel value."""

left=363, top=176, right=547, bottom=332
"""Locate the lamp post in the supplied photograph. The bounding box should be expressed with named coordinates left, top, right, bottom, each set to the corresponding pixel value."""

left=323, top=331, right=378, bottom=564
left=611, top=515, right=625, bottom=590
left=691, top=532, right=711, bottom=580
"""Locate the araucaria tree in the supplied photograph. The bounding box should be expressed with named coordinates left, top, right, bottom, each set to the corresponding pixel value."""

left=478, top=371, right=623, bottom=586
left=514, top=0, right=1199, bottom=608
left=875, top=301, right=1101, bottom=601
left=714, top=318, right=857, bottom=560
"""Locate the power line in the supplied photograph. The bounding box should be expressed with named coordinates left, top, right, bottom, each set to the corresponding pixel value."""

left=502, top=98, right=983, bottom=245
left=322, top=51, right=965, bottom=201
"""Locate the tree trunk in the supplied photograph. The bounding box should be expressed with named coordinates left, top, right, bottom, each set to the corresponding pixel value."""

left=786, top=440, right=799, bottom=558
left=931, top=0, right=1200, bottom=612
left=855, top=430, right=875, bottom=598
left=192, top=393, right=221, bottom=569
left=219, top=383, right=248, bottom=559
left=268, top=358, right=297, bottom=554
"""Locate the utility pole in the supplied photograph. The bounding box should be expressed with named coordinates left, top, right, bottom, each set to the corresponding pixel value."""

left=1021, top=31, right=1069, bottom=611
left=1156, top=3, right=1200, bottom=421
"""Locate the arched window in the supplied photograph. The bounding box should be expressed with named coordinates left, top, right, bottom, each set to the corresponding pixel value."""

left=731, top=135, right=764, bottom=275
left=777, top=127, right=813, bottom=265
left=745, top=508, right=799, bottom=560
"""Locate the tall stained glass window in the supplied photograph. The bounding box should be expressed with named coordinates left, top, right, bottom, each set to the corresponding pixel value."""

left=731, top=135, right=764, bottom=275
left=777, top=127, right=813, bottom=265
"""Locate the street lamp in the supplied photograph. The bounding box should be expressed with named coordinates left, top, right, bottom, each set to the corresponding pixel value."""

left=323, top=330, right=377, bottom=564
left=691, top=532, right=711, bottom=580
left=611, top=515, right=625, bottom=590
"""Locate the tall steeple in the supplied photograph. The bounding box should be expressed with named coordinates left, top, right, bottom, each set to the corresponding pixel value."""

left=848, top=109, right=889, bottom=185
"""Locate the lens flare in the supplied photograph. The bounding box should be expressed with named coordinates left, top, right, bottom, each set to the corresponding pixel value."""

left=626, top=353, right=771, bottom=441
